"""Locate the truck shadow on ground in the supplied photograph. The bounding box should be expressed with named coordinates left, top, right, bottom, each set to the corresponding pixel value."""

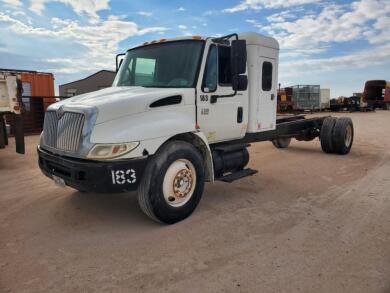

left=60, top=190, right=160, bottom=228
left=285, top=144, right=378, bottom=161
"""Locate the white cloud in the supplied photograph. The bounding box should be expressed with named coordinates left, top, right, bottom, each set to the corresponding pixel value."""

left=11, top=10, right=26, bottom=16
left=29, top=0, right=110, bottom=21
left=0, top=12, right=168, bottom=73
left=224, top=0, right=319, bottom=13
left=177, top=7, right=186, bottom=11
left=280, top=43, right=390, bottom=79
left=266, top=10, right=296, bottom=22
left=203, top=10, right=219, bottom=16
left=245, top=19, right=257, bottom=24
left=137, top=11, right=152, bottom=17
left=1, top=0, right=21, bottom=6
left=248, top=0, right=390, bottom=51
left=178, top=24, right=187, bottom=30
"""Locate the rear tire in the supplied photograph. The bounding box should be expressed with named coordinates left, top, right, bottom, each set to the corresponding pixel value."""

left=137, top=140, right=205, bottom=224
left=332, top=117, right=354, bottom=155
left=320, top=117, right=337, bottom=153
left=272, top=138, right=291, bottom=148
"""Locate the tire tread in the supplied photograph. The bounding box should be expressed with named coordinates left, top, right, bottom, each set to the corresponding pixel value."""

left=320, top=117, right=337, bottom=153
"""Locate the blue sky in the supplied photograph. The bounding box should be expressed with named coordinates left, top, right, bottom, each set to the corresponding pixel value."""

left=0, top=0, right=389, bottom=97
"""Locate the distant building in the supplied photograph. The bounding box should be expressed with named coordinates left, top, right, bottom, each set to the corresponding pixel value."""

left=59, top=70, right=116, bottom=97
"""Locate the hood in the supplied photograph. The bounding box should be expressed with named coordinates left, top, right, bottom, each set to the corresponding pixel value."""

left=49, top=86, right=195, bottom=124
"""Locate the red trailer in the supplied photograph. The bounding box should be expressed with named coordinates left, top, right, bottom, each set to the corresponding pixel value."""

left=363, top=80, right=390, bottom=110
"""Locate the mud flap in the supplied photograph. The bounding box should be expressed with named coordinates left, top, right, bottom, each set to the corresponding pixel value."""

left=13, top=115, right=25, bottom=154
left=0, top=114, right=6, bottom=149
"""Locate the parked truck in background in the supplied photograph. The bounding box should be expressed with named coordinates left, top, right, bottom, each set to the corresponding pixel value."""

left=330, top=96, right=363, bottom=112
left=363, top=80, right=390, bottom=110
left=277, top=87, right=293, bottom=112
left=0, top=71, right=24, bottom=154
left=37, top=32, right=354, bottom=224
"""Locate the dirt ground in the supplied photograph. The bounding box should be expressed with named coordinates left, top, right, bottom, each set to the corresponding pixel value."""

left=1, top=111, right=390, bottom=293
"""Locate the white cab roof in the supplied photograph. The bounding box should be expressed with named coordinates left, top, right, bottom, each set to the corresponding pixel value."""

left=134, top=32, right=279, bottom=50
left=238, top=32, right=279, bottom=50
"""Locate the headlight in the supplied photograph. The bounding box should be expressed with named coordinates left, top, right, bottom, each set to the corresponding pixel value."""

left=87, top=142, right=139, bottom=159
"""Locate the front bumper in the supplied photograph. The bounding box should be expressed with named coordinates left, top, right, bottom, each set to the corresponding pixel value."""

left=38, top=146, right=149, bottom=193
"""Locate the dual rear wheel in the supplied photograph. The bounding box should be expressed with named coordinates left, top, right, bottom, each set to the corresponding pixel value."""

left=272, top=117, right=354, bottom=155
left=320, top=117, right=354, bottom=154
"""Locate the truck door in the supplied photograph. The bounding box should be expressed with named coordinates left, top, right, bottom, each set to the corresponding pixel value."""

left=196, top=44, right=247, bottom=143
left=257, top=57, right=277, bottom=131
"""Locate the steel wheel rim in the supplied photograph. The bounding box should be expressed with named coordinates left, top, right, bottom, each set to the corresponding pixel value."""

left=163, top=159, right=196, bottom=207
left=345, top=125, right=352, bottom=147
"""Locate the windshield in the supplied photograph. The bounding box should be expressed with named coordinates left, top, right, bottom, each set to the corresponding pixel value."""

left=113, top=40, right=204, bottom=88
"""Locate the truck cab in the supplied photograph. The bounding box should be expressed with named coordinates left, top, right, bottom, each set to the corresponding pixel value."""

left=38, top=32, right=354, bottom=224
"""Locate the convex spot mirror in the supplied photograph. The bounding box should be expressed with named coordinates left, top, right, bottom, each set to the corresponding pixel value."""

left=232, top=75, right=248, bottom=91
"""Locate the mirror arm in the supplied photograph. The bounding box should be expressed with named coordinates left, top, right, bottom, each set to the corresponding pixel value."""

left=211, top=33, right=239, bottom=44
left=210, top=90, right=237, bottom=104
left=116, top=53, right=126, bottom=72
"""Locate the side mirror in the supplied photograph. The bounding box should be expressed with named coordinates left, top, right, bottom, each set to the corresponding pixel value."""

left=231, top=40, right=247, bottom=75
left=232, top=75, right=248, bottom=91
left=116, top=53, right=125, bottom=72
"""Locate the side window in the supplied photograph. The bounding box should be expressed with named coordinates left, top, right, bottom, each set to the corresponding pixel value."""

left=262, top=61, right=273, bottom=91
left=218, top=46, right=232, bottom=85
left=135, top=58, right=156, bottom=84
left=202, top=45, right=217, bottom=92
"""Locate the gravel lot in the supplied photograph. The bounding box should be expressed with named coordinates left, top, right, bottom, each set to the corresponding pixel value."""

left=1, top=111, right=390, bottom=293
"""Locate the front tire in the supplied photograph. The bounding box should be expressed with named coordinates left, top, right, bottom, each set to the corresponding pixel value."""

left=137, top=141, right=205, bottom=224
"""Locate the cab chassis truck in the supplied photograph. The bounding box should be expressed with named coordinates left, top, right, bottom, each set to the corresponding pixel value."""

left=38, top=33, right=354, bottom=224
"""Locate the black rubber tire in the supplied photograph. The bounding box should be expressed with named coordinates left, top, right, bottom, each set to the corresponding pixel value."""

left=332, top=117, right=354, bottom=155
left=272, top=138, right=291, bottom=148
left=137, top=140, right=205, bottom=224
left=320, top=117, right=337, bottom=153
left=75, top=189, right=87, bottom=193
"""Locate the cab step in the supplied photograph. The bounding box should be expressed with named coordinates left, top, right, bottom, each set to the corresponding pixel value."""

left=216, top=168, right=258, bottom=183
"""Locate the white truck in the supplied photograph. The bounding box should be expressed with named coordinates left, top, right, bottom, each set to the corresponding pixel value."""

left=38, top=32, right=354, bottom=224
left=0, top=71, right=24, bottom=154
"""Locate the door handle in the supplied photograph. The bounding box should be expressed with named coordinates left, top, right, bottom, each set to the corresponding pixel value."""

left=237, top=107, right=243, bottom=123
left=271, top=94, right=275, bottom=100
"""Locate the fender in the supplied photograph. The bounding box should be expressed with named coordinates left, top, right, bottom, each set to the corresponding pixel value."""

left=193, top=131, right=214, bottom=183
left=90, top=105, right=197, bottom=159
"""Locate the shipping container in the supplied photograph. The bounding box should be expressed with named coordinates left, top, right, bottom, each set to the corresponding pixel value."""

left=291, top=85, right=321, bottom=111
left=1, top=68, right=57, bottom=134
left=320, top=88, right=330, bottom=110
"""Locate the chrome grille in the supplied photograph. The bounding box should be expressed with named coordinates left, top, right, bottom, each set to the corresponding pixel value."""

left=43, top=111, right=58, bottom=148
left=43, top=111, right=85, bottom=152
